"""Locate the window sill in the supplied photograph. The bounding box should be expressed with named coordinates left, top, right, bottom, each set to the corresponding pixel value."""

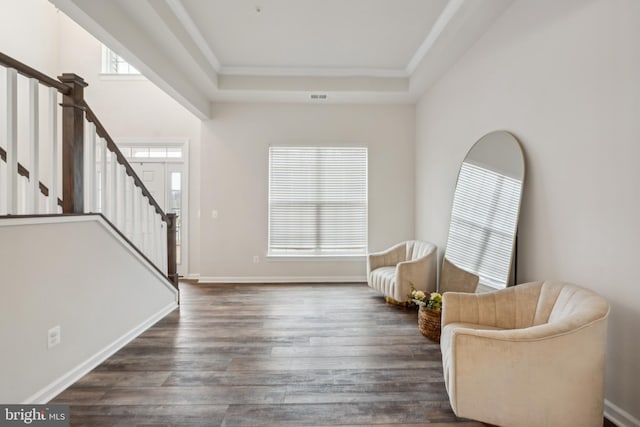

left=267, top=253, right=366, bottom=262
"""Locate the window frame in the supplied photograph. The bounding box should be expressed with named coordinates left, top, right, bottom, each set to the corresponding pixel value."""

left=100, top=45, right=145, bottom=79
left=267, top=145, right=368, bottom=258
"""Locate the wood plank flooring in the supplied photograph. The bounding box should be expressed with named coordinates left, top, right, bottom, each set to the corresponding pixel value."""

left=49, top=283, right=483, bottom=426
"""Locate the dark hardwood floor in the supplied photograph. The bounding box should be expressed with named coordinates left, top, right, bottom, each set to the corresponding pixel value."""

left=50, top=282, right=611, bottom=426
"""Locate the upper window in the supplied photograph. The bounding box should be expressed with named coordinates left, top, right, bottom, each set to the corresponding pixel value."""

left=101, top=45, right=141, bottom=75
left=268, top=146, right=368, bottom=257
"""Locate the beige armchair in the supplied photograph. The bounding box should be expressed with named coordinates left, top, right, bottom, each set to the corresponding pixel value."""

left=440, top=281, right=609, bottom=427
left=367, top=240, right=437, bottom=303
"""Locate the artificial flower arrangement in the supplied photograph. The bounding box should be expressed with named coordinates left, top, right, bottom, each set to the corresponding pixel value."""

left=408, top=287, right=443, bottom=312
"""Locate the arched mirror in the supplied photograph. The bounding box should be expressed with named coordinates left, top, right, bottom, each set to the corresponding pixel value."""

left=441, top=131, right=525, bottom=293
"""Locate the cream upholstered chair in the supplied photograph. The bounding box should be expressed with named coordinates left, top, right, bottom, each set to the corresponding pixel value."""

left=440, top=281, right=609, bottom=427
left=367, top=240, right=437, bottom=303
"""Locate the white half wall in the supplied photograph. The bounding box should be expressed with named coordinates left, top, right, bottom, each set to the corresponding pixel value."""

left=200, top=103, right=416, bottom=280
left=415, top=0, right=640, bottom=424
left=0, top=216, right=178, bottom=403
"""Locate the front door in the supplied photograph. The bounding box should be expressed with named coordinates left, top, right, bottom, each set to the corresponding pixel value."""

left=131, top=161, right=186, bottom=276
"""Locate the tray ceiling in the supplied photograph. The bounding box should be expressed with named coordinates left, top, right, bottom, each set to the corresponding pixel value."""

left=51, top=0, right=513, bottom=118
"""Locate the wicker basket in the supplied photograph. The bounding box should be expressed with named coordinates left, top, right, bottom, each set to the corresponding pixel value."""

left=418, top=305, right=442, bottom=342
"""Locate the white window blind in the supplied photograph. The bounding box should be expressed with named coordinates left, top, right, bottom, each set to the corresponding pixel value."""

left=269, top=146, right=368, bottom=256
left=445, top=161, right=522, bottom=289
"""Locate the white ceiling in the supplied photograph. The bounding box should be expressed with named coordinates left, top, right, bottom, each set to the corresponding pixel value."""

left=185, top=0, right=448, bottom=71
left=50, top=0, right=513, bottom=119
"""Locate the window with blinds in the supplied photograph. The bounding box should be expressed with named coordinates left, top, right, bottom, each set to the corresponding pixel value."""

left=445, top=161, right=522, bottom=289
left=268, top=146, right=368, bottom=256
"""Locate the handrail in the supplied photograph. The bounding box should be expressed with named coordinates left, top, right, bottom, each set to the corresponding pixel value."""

left=82, top=102, right=167, bottom=222
left=0, top=52, right=70, bottom=95
left=0, top=51, right=178, bottom=287
left=0, top=146, right=62, bottom=206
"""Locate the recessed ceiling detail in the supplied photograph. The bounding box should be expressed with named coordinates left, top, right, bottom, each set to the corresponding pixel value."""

left=51, top=0, right=514, bottom=118
left=181, top=0, right=448, bottom=72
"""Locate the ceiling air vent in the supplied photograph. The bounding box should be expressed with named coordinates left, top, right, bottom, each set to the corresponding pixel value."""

left=310, top=94, right=328, bottom=100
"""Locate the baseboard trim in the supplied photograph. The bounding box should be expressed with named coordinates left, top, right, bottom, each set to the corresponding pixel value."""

left=605, top=399, right=640, bottom=427
left=198, top=276, right=367, bottom=284
left=24, top=301, right=178, bottom=404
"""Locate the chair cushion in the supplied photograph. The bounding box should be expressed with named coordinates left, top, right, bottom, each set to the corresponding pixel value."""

left=368, top=266, right=397, bottom=297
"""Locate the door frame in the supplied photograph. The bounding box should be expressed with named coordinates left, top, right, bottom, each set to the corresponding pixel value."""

left=116, top=138, right=190, bottom=277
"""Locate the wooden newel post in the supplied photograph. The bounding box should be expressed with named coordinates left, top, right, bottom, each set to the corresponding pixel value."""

left=59, top=73, right=87, bottom=214
left=166, top=213, right=179, bottom=288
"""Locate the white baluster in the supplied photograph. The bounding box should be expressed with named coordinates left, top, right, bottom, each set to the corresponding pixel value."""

left=84, top=122, right=96, bottom=212
left=145, top=203, right=150, bottom=258
left=153, top=212, right=162, bottom=268
left=147, top=205, right=156, bottom=264
left=29, top=78, right=40, bottom=214
left=117, top=164, right=126, bottom=230
left=18, top=175, right=28, bottom=214
left=161, top=220, right=168, bottom=274
left=126, top=175, right=135, bottom=241
left=100, top=138, right=108, bottom=215
left=110, top=152, right=118, bottom=224
left=133, top=185, right=142, bottom=248
left=6, top=68, right=18, bottom=214
left=152, top=211, right=159, bottom=267
left=140, top=188, right=146, bottom=250
left=48, top=87, right=59, bottom=214
left=144, top=199, right=149, bottom=254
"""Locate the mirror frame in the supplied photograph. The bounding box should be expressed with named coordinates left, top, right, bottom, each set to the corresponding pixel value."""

left=442, top=130, right=525, bottom=292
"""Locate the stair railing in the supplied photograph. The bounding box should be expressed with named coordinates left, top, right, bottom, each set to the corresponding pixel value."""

left=0, top=52, right=178, bottom=287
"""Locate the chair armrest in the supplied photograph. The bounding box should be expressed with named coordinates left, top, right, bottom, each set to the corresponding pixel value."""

left=367, top=242, right=406, bottom=274
left=394, top=250, right=437, bottom=300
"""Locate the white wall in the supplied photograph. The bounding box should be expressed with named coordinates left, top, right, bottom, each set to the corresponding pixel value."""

left=0, top=0, right=59, bottom=75
left=199, top=103, right=415, bottom=281
left=415, top=0, right=640, bottom=424
left=0, top=217, right=177, bottom=403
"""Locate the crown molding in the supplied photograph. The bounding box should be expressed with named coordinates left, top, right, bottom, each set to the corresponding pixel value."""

left=164, top=0, right=221, bottom=72
left=406, top=0, right=466, bottom=75
left=219, top=66, right=409, bottom=79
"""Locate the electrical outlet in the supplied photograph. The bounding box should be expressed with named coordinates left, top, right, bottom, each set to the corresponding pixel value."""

left=211, top=210, right=219, bottom=219
left=252, top=255, right=260, bottom=264
left=48, top=325, right=61, bottom=349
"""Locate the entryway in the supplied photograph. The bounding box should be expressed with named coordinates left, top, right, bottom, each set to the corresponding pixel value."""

left=116, top=140, right=189, bottom=276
